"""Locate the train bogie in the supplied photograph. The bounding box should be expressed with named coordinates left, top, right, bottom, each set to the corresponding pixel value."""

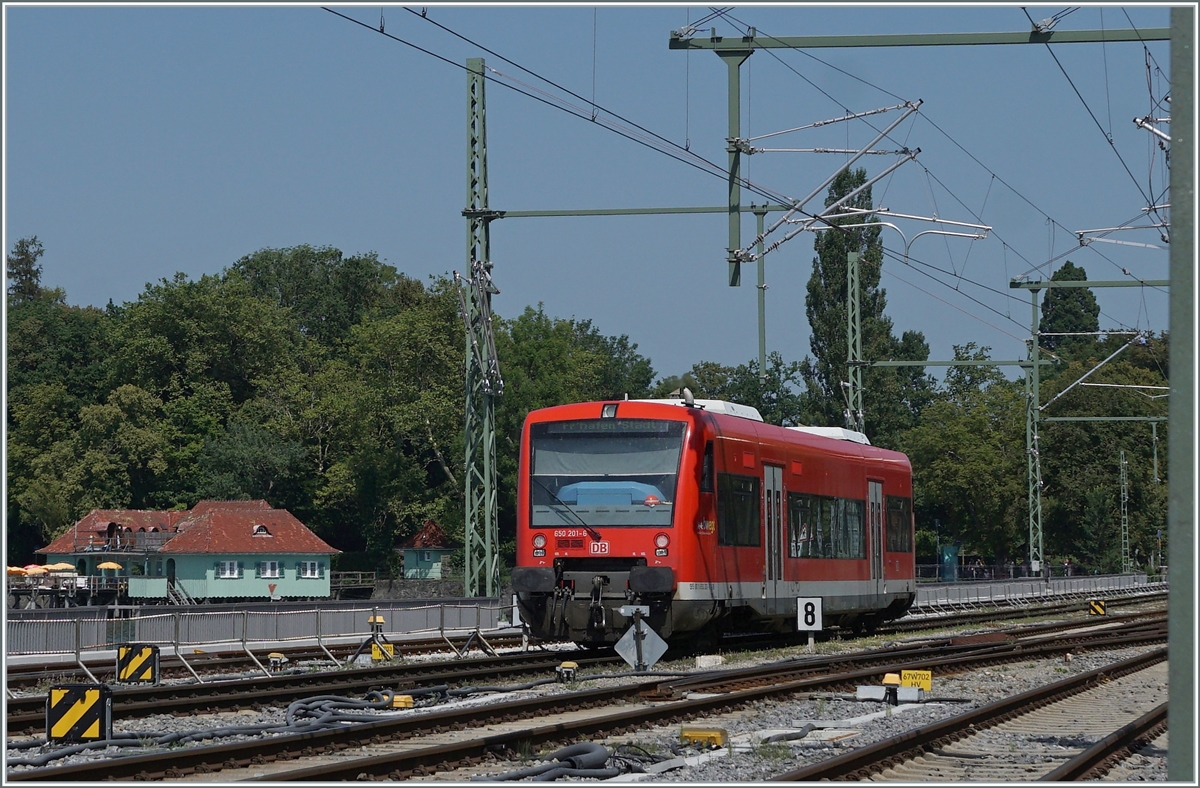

left=512, top=398, right=916, bottom=646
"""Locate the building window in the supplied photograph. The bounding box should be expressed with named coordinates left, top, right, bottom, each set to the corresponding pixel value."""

left=422, top=551, right=433, bottom=562
left=252, top=524, right=272, bottom=537
left=299, top=561, right=320, bottom=579
left=217, top=560, right=241, bottom=579
left=717, top=473, right=760, bottom=547
left=257, top=560, right=281, bottom=578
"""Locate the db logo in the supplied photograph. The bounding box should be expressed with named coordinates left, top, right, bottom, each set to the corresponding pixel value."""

left=589, top=541, right=610, bottom=554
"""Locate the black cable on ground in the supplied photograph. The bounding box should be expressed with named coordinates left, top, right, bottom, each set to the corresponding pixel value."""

left=476, top=742, right=612, bottom=781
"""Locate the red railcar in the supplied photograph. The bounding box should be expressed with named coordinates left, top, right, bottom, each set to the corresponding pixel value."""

left=511, top=398, right=916, bottom=646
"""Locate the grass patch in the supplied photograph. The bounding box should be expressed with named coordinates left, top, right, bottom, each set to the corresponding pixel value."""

left=752, top=742, right=793, bottom=761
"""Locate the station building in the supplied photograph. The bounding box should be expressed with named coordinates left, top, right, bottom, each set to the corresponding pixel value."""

left=34, top=500, right=340, bottom=605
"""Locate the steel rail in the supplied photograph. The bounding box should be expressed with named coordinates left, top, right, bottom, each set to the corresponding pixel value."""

left=1040, top=701, right=1168, bottom=781
left=769, top=648, right=1167, bottom=781
left=891, top=594, right=1167, bottom=632
left=5, top=650, right=619, bottom=734
left=6, top=624, right=1167, bottom=782
left=6, top=682, right=653, bottom=782
left=248, top=634, right=1167, bottom=782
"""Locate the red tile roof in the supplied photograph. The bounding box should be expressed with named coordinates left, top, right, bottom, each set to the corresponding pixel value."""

left=396, top=520, right=456, bottom=550
left=39, top=509, right=189, bottom=554
left=191, top=499, right=272, bottom=514
left=39, top=501, right=338, bottom=556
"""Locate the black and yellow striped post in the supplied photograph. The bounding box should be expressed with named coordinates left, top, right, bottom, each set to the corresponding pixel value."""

left=1088, top=599, right=1107, bottom=616
left=46, top=684, right=112, bottom=743
left=116, top=644, right=160, bottom=684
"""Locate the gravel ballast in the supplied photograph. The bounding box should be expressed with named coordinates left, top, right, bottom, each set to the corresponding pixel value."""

left=5, top=619, right=1170, bottom=781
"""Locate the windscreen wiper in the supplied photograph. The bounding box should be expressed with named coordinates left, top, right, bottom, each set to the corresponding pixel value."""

left=532, top=477, right=603, bottom=542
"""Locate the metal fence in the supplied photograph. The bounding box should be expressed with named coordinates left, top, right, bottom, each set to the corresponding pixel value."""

left=5, top=599, right=504, bottom=659
left=912, top=573, right=1162, bottom=613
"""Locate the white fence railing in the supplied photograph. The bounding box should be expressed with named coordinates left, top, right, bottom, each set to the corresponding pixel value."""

left=5, top=600, right=503, bottom=660
left=911, top=573, right=1163, bottom=614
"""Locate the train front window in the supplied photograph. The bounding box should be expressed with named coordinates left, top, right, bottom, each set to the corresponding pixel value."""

left=530, top=419, right=685, bottom=528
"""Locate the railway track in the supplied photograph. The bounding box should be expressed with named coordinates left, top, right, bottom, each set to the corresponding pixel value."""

left=4, top=590, right=1165, bottom=692
left=5, top=617, right=1167, bottom=782
left=3, top=632, right=535, bottom=690
left=4, top=609, right=1165, bottom=735
left=5, top=647, right=618, bottom=735
left=886, top=589, right=1167, bottom=634
left=769, top=648, right=1168, bottom=781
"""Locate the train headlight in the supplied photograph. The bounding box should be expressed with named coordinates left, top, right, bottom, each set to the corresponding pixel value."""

left=654, top=533, right=670, bottom=548
left=533, top=534, right=547, bottom=549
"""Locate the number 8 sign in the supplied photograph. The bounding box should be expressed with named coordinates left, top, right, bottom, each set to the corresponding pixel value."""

left=795, top=597, right=823, bottom=631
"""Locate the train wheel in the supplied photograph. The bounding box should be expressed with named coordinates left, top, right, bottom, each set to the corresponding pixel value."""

left=855, top=615, right=880, bottom=636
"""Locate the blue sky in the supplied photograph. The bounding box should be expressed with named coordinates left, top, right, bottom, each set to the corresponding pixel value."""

left=4, top=4, right=1173, bottom=383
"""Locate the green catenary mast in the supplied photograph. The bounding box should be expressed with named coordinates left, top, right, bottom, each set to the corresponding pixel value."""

left=458, top=58, right=502, bottom=598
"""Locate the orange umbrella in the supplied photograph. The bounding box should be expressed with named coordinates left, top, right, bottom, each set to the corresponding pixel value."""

left=7, top=566, right=27, bottom=575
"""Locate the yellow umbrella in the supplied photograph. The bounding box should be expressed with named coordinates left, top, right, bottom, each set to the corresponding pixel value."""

left=25, top=566, right=48, bottom=575
left=96, top=561, right=123, bottom=570
left=46, top=562, right=75, bottom=571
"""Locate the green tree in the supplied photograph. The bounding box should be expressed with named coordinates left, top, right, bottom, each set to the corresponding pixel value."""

left=7, top=236, right=45, bottom=305
left=659, top=353, right=806, bottom=426
left=7, top=238, right=112, bottom=560
left=228, top=245, right=421, bottom=346
left=493, top=305, right=655, bottom=554
left=799, top=168, right=934, bottom=447
left=898, top=345, right=1026, bottom=563
left=106, top=272, right=302, bottom=405
left=1039, top=261, right=1100, bottom=361
left=195, top=421, right=308, bottom=502
left=1037, top=351, right=1168, bottom=570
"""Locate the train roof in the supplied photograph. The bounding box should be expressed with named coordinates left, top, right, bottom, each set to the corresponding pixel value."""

left=630, top=397, right=764, bottom=421
left=527, top=399, right=888, bottom=451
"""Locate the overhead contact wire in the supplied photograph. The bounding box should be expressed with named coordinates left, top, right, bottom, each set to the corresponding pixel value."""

left=720, top=9, right=1081, bottom=286
left=323, top=7, right=805, bottom=215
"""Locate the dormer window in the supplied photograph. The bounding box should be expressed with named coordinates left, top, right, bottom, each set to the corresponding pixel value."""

left=252, top=524, right=272, bottom=537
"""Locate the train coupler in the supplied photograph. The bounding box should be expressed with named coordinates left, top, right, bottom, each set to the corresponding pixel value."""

left=588, top=576, right=607, bottom=630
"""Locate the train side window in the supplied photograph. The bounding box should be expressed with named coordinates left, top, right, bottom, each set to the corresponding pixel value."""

left=841, top=498, right=865, bottom=559
left=701, top=441, right=714, bottom=493
left=787, top=493, right=864, bottom=559
left=717, top=473, right=760, bottom=546
left=886, top=496, right=913, bottom=552
left=787, top=493, right=813, bottom=557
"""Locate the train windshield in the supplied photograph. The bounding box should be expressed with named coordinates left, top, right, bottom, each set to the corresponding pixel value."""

left=529, top=419, right=685, bottom=528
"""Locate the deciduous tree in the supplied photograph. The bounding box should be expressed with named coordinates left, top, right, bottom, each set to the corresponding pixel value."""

left=798, top=168, right=934, bottom=447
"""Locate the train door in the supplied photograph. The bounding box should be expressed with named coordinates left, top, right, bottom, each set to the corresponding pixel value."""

left=763, top=465, right=784, bottom=612
left=868, top=480, right=884, bottom=597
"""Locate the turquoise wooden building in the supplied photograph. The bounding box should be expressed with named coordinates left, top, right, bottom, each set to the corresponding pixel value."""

left=397, top=520, right=457, bottom=579
left=39, top=500, right=339, bottom=603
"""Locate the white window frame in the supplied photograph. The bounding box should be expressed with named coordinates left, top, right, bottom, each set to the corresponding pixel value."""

left=422, top=550, right=433, bottom=562
left=299, top=560, right=320, bottom=579
left=260, top=560, right=281, bottom=578
left=218, top=560, right=240, bottom=579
